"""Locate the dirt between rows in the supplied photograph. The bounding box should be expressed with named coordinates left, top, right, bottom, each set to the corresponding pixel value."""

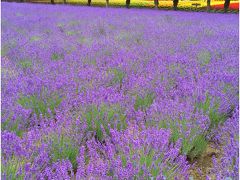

left=189, top=142, right=221, bottom=179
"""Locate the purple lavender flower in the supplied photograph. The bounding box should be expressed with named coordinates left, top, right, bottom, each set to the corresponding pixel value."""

left=1, top=2, right=238, bottom=179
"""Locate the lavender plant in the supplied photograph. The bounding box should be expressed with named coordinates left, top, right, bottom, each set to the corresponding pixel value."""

left=1, top=2, right=238, bottom=179
left=1, top=156, right=25, bottom=180
left=48, top=134, right=79, bottom=171
left=17, top=93, right=62, bottom=118
left=212, top=107, right=239, bottom=179
left=76, top=124, right=191, bottom=179
left=82, top=103, right=127, bottom=141
left=158, top=113, right=209, bottom=160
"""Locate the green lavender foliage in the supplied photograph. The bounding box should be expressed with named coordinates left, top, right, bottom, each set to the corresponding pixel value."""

left=18, top=94, right=62, bottom=118
left=51, top=52, right=64, bottom=61
left=19, top=60, right=32, bottom=70
left=1, top=46, right=8, bottom=57
left=196, top=93, right=227, bottom=129
left=30, top=36, right=41, bottom=42
left=1, top=156, right=25, bottom=180
left=159, top=119, right=207, bottom=160
left=50, top=134, right=79, bottom=170
left=134, top=92, right=155, bottom=112
left=109, top=68, right=125, bottom=89
left=2, top=117, right=24, bottom=137
left=121, top=147, right=180, bottom=179
left=83, top=104, right=127, bottom=141
left=197, top=50, right=211, bottom=66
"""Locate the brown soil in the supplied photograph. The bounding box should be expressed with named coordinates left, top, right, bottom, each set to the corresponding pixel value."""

left=189, top=142, right=221, bottom=180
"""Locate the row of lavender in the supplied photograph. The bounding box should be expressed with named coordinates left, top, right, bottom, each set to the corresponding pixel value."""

left=1, top=3, right=239, bottom=179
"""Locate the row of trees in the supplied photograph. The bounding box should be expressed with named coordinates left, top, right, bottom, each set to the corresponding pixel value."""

left=86, top=0, right=231, bottom=12
left=19, top=0, right=231, bottom=12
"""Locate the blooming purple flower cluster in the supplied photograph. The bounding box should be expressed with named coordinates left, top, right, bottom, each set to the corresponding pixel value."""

left=1, top=2, right=239, bottom=179
left=211, top=107, right=239, bottom=179
left=75, top=124, right=191, bottom=179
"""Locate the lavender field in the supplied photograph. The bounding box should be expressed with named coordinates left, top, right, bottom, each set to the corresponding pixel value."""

left=1, top=2, right=239, bottom=179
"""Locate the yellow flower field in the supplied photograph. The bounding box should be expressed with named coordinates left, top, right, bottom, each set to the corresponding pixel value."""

left=67, top=0, right=237, bottom=8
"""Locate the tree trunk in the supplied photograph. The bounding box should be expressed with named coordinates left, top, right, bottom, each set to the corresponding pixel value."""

left=224, top=0, right=230, bottom=12
left=87, top=0, right=91, bottom=6
left=106, top=0, right=109, bottom=7
left=63, top=0, right=66, bottom=4
left=173, top=0, right=178, bottom=10
left=154, top=0, right=159, bottom=9
left=207, top=0, right=210, bottom=11
left=51, top=0, right=54, bottom=4
left=126, top=0, right=130, bottom=8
